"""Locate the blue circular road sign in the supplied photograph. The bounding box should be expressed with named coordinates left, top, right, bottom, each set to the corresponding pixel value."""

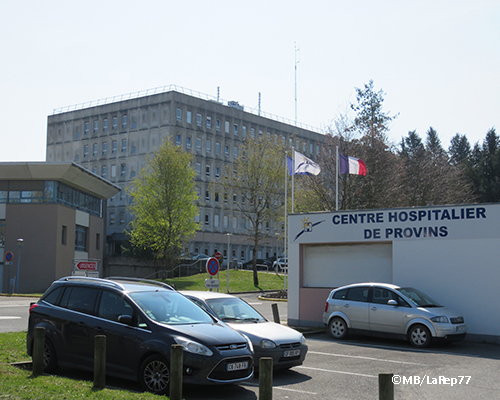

left=206, top=257, right=219, bottom=276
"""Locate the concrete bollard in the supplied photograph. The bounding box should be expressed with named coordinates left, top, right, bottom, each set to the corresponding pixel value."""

left=170, top=344, right=183, bottom=400
left=32, top=326, right=45, bottom=377
left=379, top=373, right=394, bottom=400
left=271, top=303, right=280, bottom=324
left=93, top=335, right=106, bottom=389
left=259, top=357, right=273, bottom=400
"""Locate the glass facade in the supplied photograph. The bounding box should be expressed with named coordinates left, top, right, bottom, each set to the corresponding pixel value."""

left=0, top=181, right=102, bottom=217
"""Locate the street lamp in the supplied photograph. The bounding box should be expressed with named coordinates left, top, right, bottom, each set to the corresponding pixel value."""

left=16, top=238, right=23, bottom=293
left=226, top=233, right=232, bottom=293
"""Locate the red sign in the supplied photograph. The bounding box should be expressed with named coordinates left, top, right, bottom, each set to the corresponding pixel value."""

left=76, top=261, right=97, bottom=270
left=214, top=252, right=222, bottom=260
left=206, top=257, right=219, bottom=276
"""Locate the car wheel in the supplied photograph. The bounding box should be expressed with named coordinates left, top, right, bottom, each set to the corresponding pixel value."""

left=408, top=324, right=432, bottom=348
left=328, top=317, right=348, bottom=339
left=139, top=354, right=170, bottom=395
left=43, top=338, right=58, bottom=373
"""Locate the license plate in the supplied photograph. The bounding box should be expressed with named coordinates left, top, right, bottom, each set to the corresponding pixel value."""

left=283, top=349, right=301, bottom=358
left=227, top=361, right=248, bottom=372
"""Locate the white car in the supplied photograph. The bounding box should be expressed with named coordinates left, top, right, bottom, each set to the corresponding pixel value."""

left=272, top=257, right=288, bottom=272
left=182, top=291, right=308, bottom=370
left=323, top=282, right=467, bottom=347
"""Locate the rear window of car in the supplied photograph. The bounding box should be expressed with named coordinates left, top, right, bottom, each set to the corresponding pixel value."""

left=60, top=286, right=99, bottom=315
left=42, top=286, right=63, bottom=305
left=346, top=287, right=369, bottom=302
left=332, top=289, right=348, bottom=299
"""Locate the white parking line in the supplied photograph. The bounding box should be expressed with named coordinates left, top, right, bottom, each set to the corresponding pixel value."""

left=0, top=316, right=21, bottom=320
left=297, top=366, right=377, bottom=378
left=244, top=382, right=318, bottom=395
left=309, top=350, right=426, bottom=366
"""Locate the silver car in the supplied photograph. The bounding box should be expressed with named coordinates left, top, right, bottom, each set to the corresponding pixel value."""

left=183, top=291, right=308, bottom=369
left=323, top=283, right=467, bottom=347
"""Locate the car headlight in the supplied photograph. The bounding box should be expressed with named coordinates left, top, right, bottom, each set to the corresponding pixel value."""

left=430, top=316, right=450, bottom=323
left=174, top=337, right=213, bottom=356
left=260, top=339, right=277, bottom=349
left=300, top=335, right=307, bottom=345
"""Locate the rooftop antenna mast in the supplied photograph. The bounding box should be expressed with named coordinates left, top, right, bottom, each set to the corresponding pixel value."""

left=294, top=42, right=300, bottom=125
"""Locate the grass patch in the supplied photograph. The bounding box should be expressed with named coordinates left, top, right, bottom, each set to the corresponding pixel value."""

left=0, top=332, right=159, bottom=399
left=161, top=269, right=285, bottom=292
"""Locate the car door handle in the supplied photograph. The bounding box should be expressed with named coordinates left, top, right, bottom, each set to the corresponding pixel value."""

left=371, top=307, right=377, bottom=311
left=78, top=321, right=87, bottom=327
left=343, top=304, right=349, bottom=308
left=95, top=327, right=104, bottom=333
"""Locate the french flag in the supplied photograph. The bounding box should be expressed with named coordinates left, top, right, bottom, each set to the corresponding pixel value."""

left=339, top=153, right=367, bottom=176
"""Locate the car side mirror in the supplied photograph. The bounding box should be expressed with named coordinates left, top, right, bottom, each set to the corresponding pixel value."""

left=118, top=314, right=134, bottom=325
left=387, top=299, right=398, bottom=306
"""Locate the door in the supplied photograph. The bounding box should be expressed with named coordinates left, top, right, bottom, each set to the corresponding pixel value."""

left=369, top=287, right=407, bottom=334
left=341, top=286, right=370, bottom=330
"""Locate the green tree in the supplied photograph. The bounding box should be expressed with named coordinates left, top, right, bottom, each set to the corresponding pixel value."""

left=127, top=139, right=199, bottom=272
left=471, top=128, right=500, bottom=202
left=218, top=137, right=285, bottom=287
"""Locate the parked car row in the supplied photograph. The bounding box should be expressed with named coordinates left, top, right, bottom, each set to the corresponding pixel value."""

left=27, top=276, right=307, bottom=395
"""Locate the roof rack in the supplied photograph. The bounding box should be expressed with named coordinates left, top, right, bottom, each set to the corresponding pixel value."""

left=59, top=276, right=126, bottom=290
left=105, top=276, right=175, bottom=291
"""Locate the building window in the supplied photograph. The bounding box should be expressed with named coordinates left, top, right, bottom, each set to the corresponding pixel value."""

left=62, top=225, right=67, bottom=245
left=187, top=110, right=192, bottom=124
left=84, top=122, right=89, bottom=135
left=215, top=167, right=220, bottom=178
left=196, top=138, right=202, bottom=151
left=197, top=113, right=202, bottom=126
left=112, top=116, right=118, bottom=129
left=119, top=212, right=125, bottom=224
left=224, top=145, right=229, bottom=156
left=215, top=142, right=221, bottom=156
left=101, top=165, right=107, bottom=178
left=233, top=146, right=238, bottom=158
left=234, top=124, right=238, bottom=135
left=121, top=139, right=127, bottom=153
left=206, top=140, right=211, bottom=153
left=216, top=119, right=221, bottom=131
left=176, top=135, right=181, bottom=146
left=242, top=126, right=247, bottom=138
left=205, top=215, right=210, bottom=226
left=112, top=140, right=117, bottom=154
left=93, top=120, right=99, bottom=134
left=102, top=142, right=107, bottom=155
left=205, top=190, right=210, bottom=201
left=215, top=192, right=219, bottom=202
left=206, top=116, right=212, bottom=129
left=214, top=214, right=219, bottom=227
left=83, top=145, right=89, bottom=158
left=206, top=164, right=211, bottom=177
left=196, top=163, right=201, bottom=175
left=96, top=233, right=100, bottom=250
left=225, top=121, right=230, bottom=133
left=121, top=163, right=126, bottom=177
left=75, top=225, right=88, bottom=252
left=251, top=128, right=255, bottom=138
left=109, top=212, right=115, bottom=225
left=122, top=115, right=127, bottom=129
left=92, top=143, right=98, bottom=156
left=186, top=137, right=191, bottom=149
left=103, top=119, right=108, bottom=132
left=111, top=164, right=116, bottom=178
left=176, top=108, right=182, bottom=121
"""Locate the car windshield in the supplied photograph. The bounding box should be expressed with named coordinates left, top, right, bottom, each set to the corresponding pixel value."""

left=130, top=291, right=215, bottom=325
left=206, top=297, right=266, bottom=323
left=397, top=287, right=443, bottom=308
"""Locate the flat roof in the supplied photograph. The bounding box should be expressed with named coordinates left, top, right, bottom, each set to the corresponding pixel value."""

left=0, top=162, right=121, bottom=199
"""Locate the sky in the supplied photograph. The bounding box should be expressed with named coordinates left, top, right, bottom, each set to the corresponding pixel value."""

left=1, top=0, right=499, bottom=162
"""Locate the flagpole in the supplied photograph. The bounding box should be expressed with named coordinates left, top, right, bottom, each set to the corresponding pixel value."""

left=284, top=151, right=288, bottom=292
left=292, top=148, right=295, bottom=214
left=336, top=146, right=339, bottom=211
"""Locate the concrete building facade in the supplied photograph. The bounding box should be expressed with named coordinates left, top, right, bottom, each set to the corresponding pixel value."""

left=0, top=163, right=120, bottom=293
left=46, top=87, right=325, bottom=264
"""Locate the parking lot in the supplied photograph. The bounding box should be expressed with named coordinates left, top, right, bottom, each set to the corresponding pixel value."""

left=2, top=294, right=500, bottom=399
